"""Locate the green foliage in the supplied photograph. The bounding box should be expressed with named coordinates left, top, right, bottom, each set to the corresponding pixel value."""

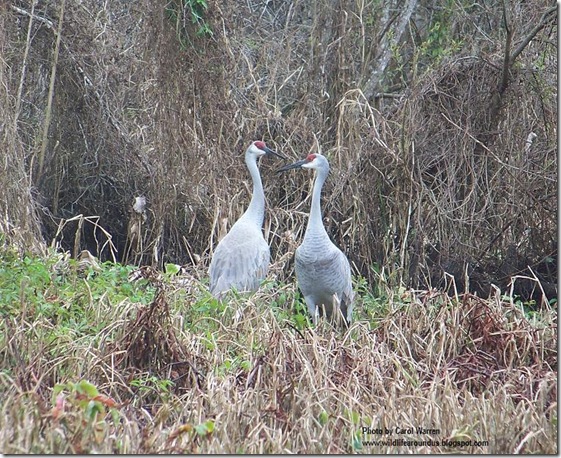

left=318, top=410, right=329, bottom=426
left=0, top=249, right=154, bottom=348
left=262, top=280, right=314, bottom=329
left=194, top=419, right=215, bottom=436
left=129, top=374, right=175, bottom=402
left=50, top=380, right=121, bottom=453
left=354, top=274, right=390, bottom=325
left=421, top=20, right=462, bottom=62
left=500, top=293, right=553, bottom=328
left=0, top=251, right=55, bottom=316
left=165, top=0, right=213, bottom=50
left=215, top=356, right=252, bottom=377
left=348, top=409, right=363, bottom=451
left=283, top=294, right=313, bottom=330
left=164, top=262, right=180, bottom=277
left=181, top=292, right=228, bottom=333
left=412, top=0, right=464, bottom=76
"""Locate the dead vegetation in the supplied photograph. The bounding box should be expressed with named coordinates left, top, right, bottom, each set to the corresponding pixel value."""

left=0, top=1, right=557, bottom=453
left=111, top=266, right=205, bottom=391
left=0, top=0, right=556, bottom=302
left=0, top=252, right=556, bottom=453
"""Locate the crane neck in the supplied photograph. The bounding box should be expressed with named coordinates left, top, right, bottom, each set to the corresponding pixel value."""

left=241, top=153, right=265, bottom=227
left=306, top=166, right=329, bottom=238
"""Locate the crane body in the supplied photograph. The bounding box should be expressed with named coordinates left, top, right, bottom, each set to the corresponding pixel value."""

left=209, top=141, right=284, bottom=299
left=279, top=153, right=354, bottom=325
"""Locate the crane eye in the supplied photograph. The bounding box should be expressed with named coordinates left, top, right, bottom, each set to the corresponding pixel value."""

left=306, top=154, right=316, bottom=162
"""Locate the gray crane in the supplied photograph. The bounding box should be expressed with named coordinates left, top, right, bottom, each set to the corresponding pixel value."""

left=209, top=141, right=284, bottom=299
left=278, top=153, right=354, bottom=325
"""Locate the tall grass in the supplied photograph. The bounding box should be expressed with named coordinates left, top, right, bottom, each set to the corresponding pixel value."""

left=0, top=248, right=556, bottom=453
left=1, top=1, right=555, bottom=299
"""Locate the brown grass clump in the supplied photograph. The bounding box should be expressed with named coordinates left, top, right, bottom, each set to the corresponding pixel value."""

left=109, top=267, right=205, bottom=393
left=448, top=295, right=556, bottom=398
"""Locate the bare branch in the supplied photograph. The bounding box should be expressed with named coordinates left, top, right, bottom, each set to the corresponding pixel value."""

left=510, top=5, right=557, bottom=63
left=498, top=0, right=513, bottom=95
left=13, top=0, right=38, bottom=131
left=10, top=5, right=55, bottom=31
left=362, top=0, right=418, bottom=100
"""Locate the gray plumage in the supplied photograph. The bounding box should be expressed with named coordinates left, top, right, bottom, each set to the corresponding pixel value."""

left=278, top=153, right=354, bottom=325
left=209, top=141, right=284, bottom=299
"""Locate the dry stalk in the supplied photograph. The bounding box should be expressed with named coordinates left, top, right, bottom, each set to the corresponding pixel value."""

left=36, top=0, right=65, bottom=179
left=13, top=0, right=38, bottom=131
left=51, top=214, right=117, bottom=262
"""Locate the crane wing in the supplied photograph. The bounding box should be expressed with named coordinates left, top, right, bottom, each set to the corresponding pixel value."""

left=209, top=224, right=270, bottom=298
left=295, top=242, right=354, bottom=323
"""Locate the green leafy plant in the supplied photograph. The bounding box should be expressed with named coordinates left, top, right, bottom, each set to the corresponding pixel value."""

left=194, top=419, right=215, bottom=436
left=165, top=0, right=213, bottom=50
left=50, top=380, right=121, bottom=453
left=417, top=2, right=463, bottom=65
left=129, top=375, right=175, bottom=402
left=318, top=410, right=329, bottom=426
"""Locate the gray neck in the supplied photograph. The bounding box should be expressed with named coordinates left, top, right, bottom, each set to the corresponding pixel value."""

left=241, top=154, right=265, bottom=227
left=306, top=167, right=329, bottom=237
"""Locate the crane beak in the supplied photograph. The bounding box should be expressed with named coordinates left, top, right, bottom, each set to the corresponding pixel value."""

left=264, top=146, right=286, bottom=160
left=277, top=159, right=307, bottom=173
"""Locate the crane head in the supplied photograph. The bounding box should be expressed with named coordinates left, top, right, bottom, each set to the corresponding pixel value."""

left=277, top=153, right=329, bottom=173
left=249, top=141, right=286, bottom=160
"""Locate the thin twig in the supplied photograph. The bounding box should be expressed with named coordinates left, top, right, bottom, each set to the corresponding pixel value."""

left=13, top=0, right=38, bottom=131
left=510, top=5, right=557, bottom=63
left=10, top=5, right=55, bottom=31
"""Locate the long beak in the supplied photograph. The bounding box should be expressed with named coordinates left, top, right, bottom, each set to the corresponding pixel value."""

left=264, top=146, right=286, bottom=160
left=277, top=159, right=308, bottom=173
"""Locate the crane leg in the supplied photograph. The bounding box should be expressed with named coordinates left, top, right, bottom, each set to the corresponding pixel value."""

left=304, top=297, right=319, bottom=325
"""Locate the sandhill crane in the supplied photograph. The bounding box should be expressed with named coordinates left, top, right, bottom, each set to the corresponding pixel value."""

left=209, top=141, right=285, bottom=299
left=278, top=153, right=354, bottom=325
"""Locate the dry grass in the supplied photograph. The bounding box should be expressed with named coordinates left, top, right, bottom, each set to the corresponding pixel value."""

left=0, top=6, right=44, bottom=257
left=0, top=2, right=556, bottom=452
left=0, top=251, right=556, bottom=454
left=0, top=0, right=555, bottom=301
